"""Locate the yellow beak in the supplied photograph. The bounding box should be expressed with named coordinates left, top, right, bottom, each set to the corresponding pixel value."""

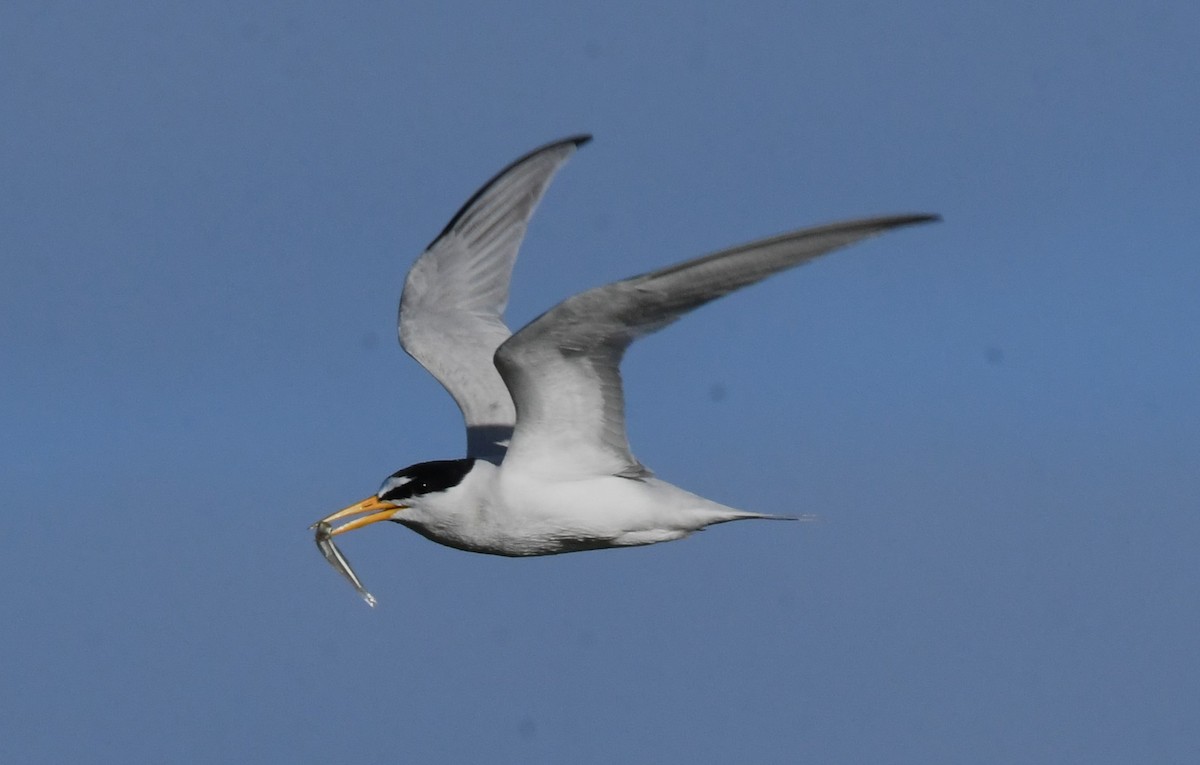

left=313, top=495, right=401, bottom=536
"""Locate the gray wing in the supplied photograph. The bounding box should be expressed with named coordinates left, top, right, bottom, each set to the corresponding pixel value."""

left=494, top=214, right=939, bottom=479
left=399, top=135, right=591, bottom=462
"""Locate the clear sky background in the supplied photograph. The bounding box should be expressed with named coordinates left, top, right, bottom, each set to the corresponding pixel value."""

left=2, top=3, right=1198, bottom=763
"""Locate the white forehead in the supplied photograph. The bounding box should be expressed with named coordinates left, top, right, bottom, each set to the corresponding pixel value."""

left=378, top=474, right=412, bottom=496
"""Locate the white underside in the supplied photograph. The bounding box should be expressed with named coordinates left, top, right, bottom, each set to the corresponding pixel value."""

left=394, top=460, right=784, bottom=557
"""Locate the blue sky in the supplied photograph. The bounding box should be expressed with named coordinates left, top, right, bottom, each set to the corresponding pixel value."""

left=2, top=2, right=1198, bottom=762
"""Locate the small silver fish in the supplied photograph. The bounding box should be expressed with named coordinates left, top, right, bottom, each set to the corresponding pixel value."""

left=313, top=520, right=377, bottom=607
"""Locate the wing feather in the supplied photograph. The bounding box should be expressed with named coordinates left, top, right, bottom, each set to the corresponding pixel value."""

left=495, top=214, right=939, bottom=478
left=398, top=135, right=591, bottom=461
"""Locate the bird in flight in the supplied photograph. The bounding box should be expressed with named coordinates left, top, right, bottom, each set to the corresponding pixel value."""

left=313, top=135, right=936, bottom=604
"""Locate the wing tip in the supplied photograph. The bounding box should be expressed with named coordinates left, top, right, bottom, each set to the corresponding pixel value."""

left=890, top=212, right=942, bottom=227
left=423, top=134, right=594, bottom=252
left=842, top=212, right=940, bottom=238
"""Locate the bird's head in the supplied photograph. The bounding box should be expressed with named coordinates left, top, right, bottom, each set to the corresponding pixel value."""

left=316, top=458, right=477, bottom=537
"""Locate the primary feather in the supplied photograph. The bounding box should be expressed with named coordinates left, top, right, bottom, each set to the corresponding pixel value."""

left=495, top=214, right=938, bottom=480
left=398, top=135, right=591, bottom=462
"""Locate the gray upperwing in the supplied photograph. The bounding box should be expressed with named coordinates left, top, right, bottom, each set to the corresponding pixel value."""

left=495, top=214, right=939, bottom=478
left=398, top=135, right=591, bottom=462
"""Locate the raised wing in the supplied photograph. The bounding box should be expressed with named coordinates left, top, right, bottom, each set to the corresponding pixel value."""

left=399, top=135, right=591, bottom=462
left=495, top=214, right=939, bottom=479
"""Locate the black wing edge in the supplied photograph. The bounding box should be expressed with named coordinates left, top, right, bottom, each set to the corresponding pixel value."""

left=424, top=134, right=594, bottom=251
left=899, top=213, right=941, bottom=225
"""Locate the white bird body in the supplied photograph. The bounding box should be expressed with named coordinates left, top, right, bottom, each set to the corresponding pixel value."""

left=314, top=134, right=937, bottom=587
left=393, top=459, right=775, bottom=556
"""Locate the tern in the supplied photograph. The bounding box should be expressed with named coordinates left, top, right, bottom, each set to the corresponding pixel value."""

left=315, top=135, right=936, bottom=564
